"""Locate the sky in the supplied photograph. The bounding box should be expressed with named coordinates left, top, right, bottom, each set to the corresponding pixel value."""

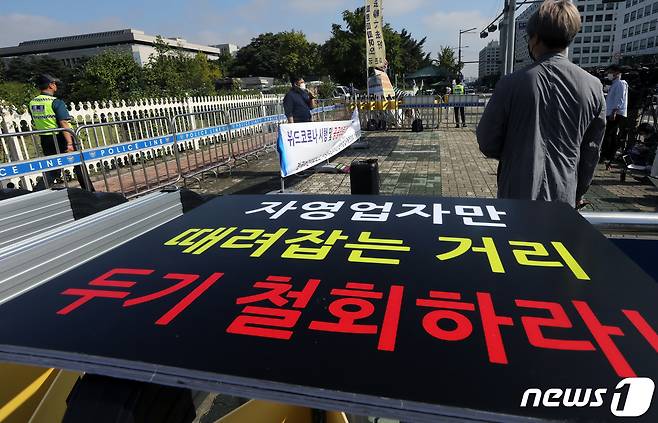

left=0, top=0, right=511, bottom=78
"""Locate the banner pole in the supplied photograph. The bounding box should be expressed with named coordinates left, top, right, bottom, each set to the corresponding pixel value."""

left=280, top=177, right=285, bottom=193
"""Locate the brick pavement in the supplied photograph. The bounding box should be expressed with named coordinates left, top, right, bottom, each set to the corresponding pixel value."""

left=196, top=128, right=658, bottom=212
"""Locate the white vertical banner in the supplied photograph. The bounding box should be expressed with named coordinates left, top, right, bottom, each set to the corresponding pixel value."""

left=365, top=0, right=387, bottom=69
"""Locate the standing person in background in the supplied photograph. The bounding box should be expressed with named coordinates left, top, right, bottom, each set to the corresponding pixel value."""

left=29, top=74, right=94, bottom=191
left=476, top=0, right=606, bottom=208
left=283, top=75, right=315, bottom=123
left=601, top=65, right=629, bottom=162
left=453, top=78, right=466, bottom=128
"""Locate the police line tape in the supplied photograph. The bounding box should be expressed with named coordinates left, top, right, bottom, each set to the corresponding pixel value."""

left=353, top=102, right=486, bottom=110
left=0, top=105, right=345, bottom=180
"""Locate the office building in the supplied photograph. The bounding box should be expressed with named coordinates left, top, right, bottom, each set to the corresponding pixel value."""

left=211, top=44, right=239, bottom=56
left=570, top=0, right=620, bottom=68
left=514, top=3, right=540, bottom=71
left=479, top=40, right=501, bottom=79
left=0, top=29, right=223, bottom=67
left=614, top=0, right=658, bottom=61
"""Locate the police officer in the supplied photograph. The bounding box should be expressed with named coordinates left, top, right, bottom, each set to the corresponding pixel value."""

left=29, top=74, right=93, bottom=191
left=453, top=78, right=466, bottom=128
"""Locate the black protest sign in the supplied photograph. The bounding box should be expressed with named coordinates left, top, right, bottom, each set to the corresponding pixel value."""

left=0, top=195, right=656, bottom=422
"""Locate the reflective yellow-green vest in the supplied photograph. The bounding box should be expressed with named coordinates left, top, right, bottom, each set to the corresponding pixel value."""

left=454, top=84, right=465, bottom=95
left=29, top=94, right=59, bottom=135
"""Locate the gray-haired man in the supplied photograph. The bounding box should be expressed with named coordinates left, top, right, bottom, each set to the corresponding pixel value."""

left=477, top=0, right=606, bottom=208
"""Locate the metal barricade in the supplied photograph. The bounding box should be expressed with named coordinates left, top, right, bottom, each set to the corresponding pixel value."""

left=397, top=96, right=440, bottom=130
left=314, top=99, right=350, bottom=122
left=445, top=95, right=487, bottom=128
left=0, top=128, right=91, bottom=191
left=74, top=117, right=179, bottom=198
left=226, top=104, right=283, bottom=162
left=171, top=109, right=232, bottom=186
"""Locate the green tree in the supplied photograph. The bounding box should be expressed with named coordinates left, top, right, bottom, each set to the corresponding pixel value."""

left=231, top=31, right=321, bottom=79
left=321, top=7, right=431, bottom=88
left=436, top=46, right=461, bottom=76
left=142, top=36, right=221, bottom=97
left=70, top=50, right=144, bottom=102
left=216, top=52, right=235, bottom=76
left=0, top=81, right=40, bottom=111
left=318, top=81, right=337, bottom=99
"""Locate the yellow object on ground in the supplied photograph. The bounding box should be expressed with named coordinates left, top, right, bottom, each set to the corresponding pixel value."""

left=0, top=363, right=80, bottom=423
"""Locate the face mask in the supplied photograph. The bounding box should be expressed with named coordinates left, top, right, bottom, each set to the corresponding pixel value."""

left=299, top=83, right=306, bottom=91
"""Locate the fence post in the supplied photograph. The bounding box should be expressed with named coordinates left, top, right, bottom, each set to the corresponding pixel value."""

left=1, top=107, right=26, bottom=162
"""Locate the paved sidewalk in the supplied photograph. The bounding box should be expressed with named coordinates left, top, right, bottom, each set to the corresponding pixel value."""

left=196, top=128, right=658, bottom=212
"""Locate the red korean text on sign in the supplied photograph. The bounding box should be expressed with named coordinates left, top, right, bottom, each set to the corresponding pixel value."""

left=57, top=268, right=223, bottom=326
left=227, top=276, right=320, bottom=340
left=309, top=282, right=405, bottom=352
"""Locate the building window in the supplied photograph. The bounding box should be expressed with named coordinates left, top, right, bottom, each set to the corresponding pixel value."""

left=623, top=29, right=629, bottom=38
left=631, top=11, right=637, bottom=21
left=587, top=5, right=595, bottom=12
left=621, top=44, right=627, bottom=53
left=583, top=47, right=591, bottom=54
left=573, top=57, right=581, bottom=64
left=654, top=2, right=658, bottom=14
left=647, top=5, right=653, bottom=15
left=573, top=47, right=581, bottom=54
left=651, top=19, right=657, bottom=31
left=591, top=57, right=600, bottom=64
left=582, top=57, right=590, bottom=64
left=649, top=37, right=656, bottom=48
left=586, top=15, right=594, bottom=22
left=638, top=8, right=644, bottom=19
left=595, top=15, right=603, bottom=22
left=641, top=38, right=648, bottom=49
left=594, top=36, right=602, bottom=43
left=602, top=45, right=611, bottom=53
left=603, top=35, right=612, bottom=42
left=584, top=36, right=592, bottom=43
left=574, top=37, right=582, bottom=44
left=643, top=22, right=650, bottom=32
left=625, top=13, right=630, bottom=23
left=592, top=46, right=600, bottom=53
left=634, top=40, right=640, bottom=50
left=594, top=25, right=602, bottom=32
left=605, top=14, right=614, bottom=21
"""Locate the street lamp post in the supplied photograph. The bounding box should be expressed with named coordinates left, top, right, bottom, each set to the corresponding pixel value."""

left=459, top=27, right=478, bottom=68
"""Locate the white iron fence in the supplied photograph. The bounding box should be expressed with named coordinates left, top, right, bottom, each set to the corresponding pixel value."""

left=1, top=94, right=283, bottom=163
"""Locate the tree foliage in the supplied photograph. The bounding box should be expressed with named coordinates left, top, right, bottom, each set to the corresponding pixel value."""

left=321, top=7, right=431, bottom=88
left=70, top=50, right=143, bottom=102
left=231, top=31, right=321, bottom=79
left=436, top=46, right=461, bottom=76
left=0, top=82, right=39, bottom=112
left=0, top=9, right=434, bottom=106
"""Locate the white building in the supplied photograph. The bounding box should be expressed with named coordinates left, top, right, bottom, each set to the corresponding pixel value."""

left=569, top=0, right=620, bottom=68
left=479, top=40, right=501, bottom=79
left=614, top=1, right=658, bottom=61
left=514, top=3, right=540, bottom=71
left=0, top=29, right=223, bottom=67
left=211, top=44, right=239, bottom=56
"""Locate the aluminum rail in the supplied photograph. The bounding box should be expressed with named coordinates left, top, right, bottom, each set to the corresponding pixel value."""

left=0, top=190, right=74, bottom=249
left=0, top=190, right=184, bottom=306
left=581, top=211, right=658, bottom=235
